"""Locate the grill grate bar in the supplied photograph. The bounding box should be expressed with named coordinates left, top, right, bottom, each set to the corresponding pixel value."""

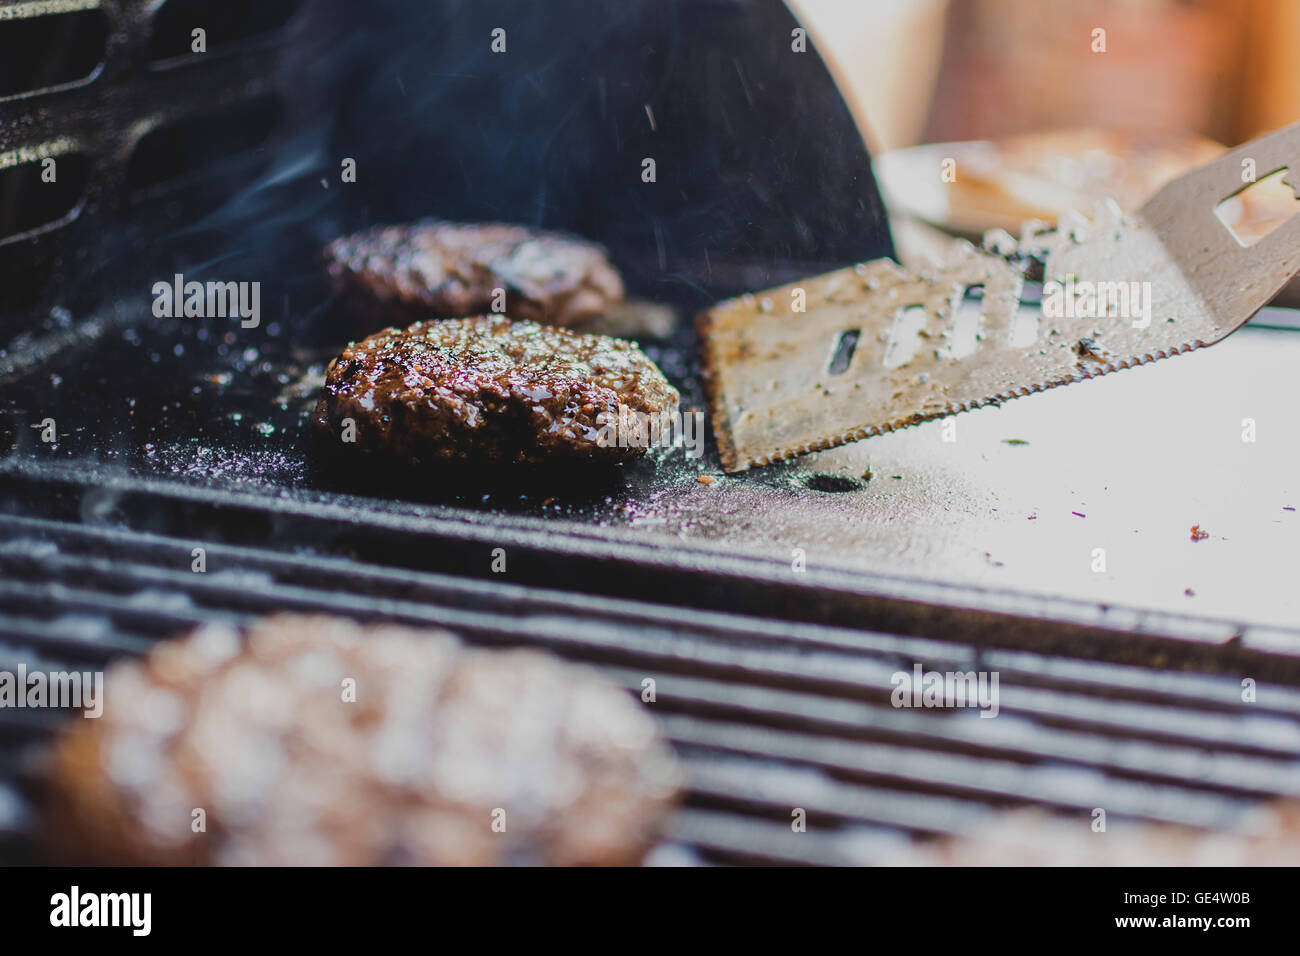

left=0, top=610, right=166, bottom=657
left=663, top=808, right=908, bottom=866
left=681, top=757, right=996, bottom=836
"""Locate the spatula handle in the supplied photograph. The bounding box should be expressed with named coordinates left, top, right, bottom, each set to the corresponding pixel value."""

left=1141, top=121, right=1300, bottom=311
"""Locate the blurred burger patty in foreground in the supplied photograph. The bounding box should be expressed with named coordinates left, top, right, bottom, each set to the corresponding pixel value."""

left=45, top=615, right=682, bottom=866
left=885, top=804, right=1300, bottom=867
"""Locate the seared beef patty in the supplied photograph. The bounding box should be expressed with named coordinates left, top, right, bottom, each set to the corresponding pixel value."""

left=46, top=615, right=683, bottom=866
left=313, top=315, right=680, bottom=466
left=324, top=220, right=625, bottom=328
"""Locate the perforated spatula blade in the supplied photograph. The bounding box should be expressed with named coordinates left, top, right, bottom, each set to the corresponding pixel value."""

left=699, top=121, right=1300, bottom=473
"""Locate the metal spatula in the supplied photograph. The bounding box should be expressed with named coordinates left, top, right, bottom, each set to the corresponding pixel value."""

left=698, top=121, right=1300, bottom=473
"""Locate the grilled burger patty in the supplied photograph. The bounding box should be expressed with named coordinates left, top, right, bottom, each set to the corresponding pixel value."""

left=324, top=220, right=625, bottom=328
left=46, top=615, right=683, bottom=866
left=313, top=315, right=680, bottom=466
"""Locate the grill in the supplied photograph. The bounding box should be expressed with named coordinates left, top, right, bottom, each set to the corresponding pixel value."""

left=0, top=0, right=342, bottom=336
left=3, top=458, right=1300, bottom=865
left=3, top=0, right=1300, bottom=866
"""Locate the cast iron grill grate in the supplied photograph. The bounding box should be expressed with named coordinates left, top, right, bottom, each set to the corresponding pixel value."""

left=2, top=462, right=1300, bottom=865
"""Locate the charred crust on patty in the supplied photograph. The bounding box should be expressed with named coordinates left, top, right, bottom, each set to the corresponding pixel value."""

left=312, top=315, right=680, bottom=467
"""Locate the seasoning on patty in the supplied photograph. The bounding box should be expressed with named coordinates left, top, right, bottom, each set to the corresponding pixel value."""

left=313, top=315, right=680, bottom=466
left=45, top=615, right=683, bottom=866
left=323, top=220, right=625, bottom=329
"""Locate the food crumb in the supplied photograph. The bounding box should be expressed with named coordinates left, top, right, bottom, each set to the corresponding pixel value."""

left=1190, top=524, right=1209, bottom=542
left=696, top=476, right=716, bottom=485
left=1075, top=338, right=1108, bottom=361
